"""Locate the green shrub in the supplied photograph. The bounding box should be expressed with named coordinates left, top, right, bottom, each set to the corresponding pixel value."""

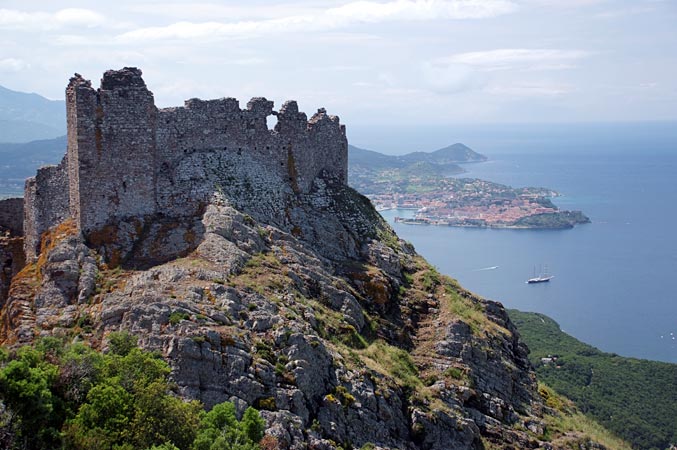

left=443, top=367, right=464, bottom=380
left=193, top=402, right=265, bottom=450
left=0, top=338, right=267, bottom=450
left=255, top=397, right=276, bottom=411
left=169, top=311, right=191, bottom=326
left=107, top=331, right=138, bottom=356
left=255, top=341, right=276, bottom=364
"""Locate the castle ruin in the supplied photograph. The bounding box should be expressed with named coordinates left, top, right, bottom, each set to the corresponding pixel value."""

left=2, top=67, right=348, bottom=266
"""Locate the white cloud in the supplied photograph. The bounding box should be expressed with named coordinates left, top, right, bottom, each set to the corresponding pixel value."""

left=0, top=57, right=28, bottom=72
left=325, top=0, right=517, bottom=22
left=53, top=8, right=106, bottom=27
left=0, top=8, right=106, bottom=30
left=445, top=48, right=590, bottom=71
left=486, top=83, right=574, bottom=96
left=125, top=2, right=320, bottom=21
left=421, top=60, right=485, bottom=93
left=419, top=49, right=587, bottom=97
left=117, top=0, right=517, bottom=42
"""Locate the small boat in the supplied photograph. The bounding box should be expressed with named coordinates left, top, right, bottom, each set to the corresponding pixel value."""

left=527, top=275, right=554, bottom=284
left=527, top=265, right=554, bottom=284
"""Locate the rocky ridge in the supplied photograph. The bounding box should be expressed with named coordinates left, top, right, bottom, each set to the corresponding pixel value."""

left=0, top=69, right=616, bottom=450
left=1, top=188, right=612, bottom=449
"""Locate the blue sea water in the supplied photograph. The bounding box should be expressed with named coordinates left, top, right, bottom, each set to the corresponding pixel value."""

left=362, top=122, right=677, bottom=363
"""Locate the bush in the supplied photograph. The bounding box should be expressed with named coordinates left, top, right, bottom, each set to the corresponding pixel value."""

left=169, top=311, right=191, bottom=325
left=193, top=402, right=265, bottom=450
left=0, top=338, right=267, bottom=450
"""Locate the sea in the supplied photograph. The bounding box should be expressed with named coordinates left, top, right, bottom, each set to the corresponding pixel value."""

left=350, top=121, right=677, bottom=363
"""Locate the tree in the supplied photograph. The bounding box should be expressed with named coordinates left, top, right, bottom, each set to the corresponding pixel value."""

left=193, top=402, right=264, bottom=450
left=0, top=345, right=62, bottom=449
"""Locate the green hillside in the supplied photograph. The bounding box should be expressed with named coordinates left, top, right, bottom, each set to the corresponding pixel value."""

left=509, top=309, right=677, bottom=450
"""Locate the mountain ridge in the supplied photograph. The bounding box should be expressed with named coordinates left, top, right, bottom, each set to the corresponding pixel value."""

left=0, top=84, right=66, bottom=143
left=348, top=142, right=486, bottom=171
left=0, top=69, right=624, bottom=449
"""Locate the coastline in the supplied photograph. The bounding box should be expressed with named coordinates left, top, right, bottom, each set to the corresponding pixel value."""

left=393, top=216, right=588, bottom=230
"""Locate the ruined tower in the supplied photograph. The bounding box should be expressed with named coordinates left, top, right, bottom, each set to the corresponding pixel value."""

left=18, top=67, right=348, bottom=262
left=66, top=68, right=158, bottom=234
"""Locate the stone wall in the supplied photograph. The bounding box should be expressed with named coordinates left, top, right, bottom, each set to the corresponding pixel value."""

left=23, top=67, right=348, bottom=261
left=23, top=158, right=70, bottom=260
left=0, top=198, right=25, bottom=304
left=67, top=69, right=157, bottom=234
left=0, top=236, right=24, bottom=308
left=0, top=198, right=23, bottom=236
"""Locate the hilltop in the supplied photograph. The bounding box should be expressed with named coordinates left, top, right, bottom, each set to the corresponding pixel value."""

left=0, top=68, right=621, bottom=449
left=349, top=142, right=486, bottom=170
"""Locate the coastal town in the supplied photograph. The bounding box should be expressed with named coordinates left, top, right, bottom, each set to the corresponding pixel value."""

left=348, top=146, right=590, bottom=229
left=367, top=177, right=588, bottom=228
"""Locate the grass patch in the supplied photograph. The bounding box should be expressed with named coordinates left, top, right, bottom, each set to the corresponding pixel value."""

left=538, top=384, right=631, bottom=450
left=358, top=340, right=421, bottom=390
left=169, top=311, right=190, bottom=325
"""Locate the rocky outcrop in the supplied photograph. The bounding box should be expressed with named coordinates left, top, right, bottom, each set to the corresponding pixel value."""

left=0, top=178, right=567, bottom=449
left=0, top=68, right=614, bottom=449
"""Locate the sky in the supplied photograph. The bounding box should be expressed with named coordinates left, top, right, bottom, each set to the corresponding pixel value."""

left=0, top=0, right=676, bottom=128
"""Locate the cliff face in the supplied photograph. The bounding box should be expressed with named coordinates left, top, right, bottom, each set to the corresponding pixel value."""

left=0, top=69, right=610, bottom=449
left=0, top=189, right=542, bottom=449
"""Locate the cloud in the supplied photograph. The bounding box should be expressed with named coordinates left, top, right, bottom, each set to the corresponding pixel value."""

left=125, top=3, right=319, bottom=21
left=419, top=49, right=588, bottom=97
left=445, top=48, right=590, bottom=71
left=325, top=0, right=517, bottom=22
left=0, top=8, right=106, bottom=30
left=117, top=0, right=517, bottom=42
left=0, top=57, right=28, bottom=72
left=421, top=60, right=485, bottom=93
left=486, top=83, right=574, bottom=96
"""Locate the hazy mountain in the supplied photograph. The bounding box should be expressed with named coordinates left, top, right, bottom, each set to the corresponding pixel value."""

left=0, top=85, right=66, bottom=143
left=0, top=136, right=66, bottom=197
left=399, top=142, right=488, bottom=165
left=0, top=135, right=66, bottom=178
left=348, top=142, right=486, bottom=170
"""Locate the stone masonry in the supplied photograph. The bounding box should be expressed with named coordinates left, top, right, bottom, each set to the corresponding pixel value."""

left=0, top=198, right=25, bottom=306
left=21, top=67, right=348, bottom=260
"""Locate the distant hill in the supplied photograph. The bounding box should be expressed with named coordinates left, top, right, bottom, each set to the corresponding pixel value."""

left=348, top=142, right=486, bottom=169
left=0, top=85, right=66, bottom=142
left=509, top=309, right=677, bottom=450
left=399, top=143, right=488, bottom=165
left=347, top=143, right=486, bottom=195
left=0, top=135, right=66, bottom=197
left=0, top=135, right=66, bottom=175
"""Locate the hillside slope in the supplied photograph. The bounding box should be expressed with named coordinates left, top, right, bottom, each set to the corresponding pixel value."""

left=509, top=309, right=677, bottom=450
left=0, top=85, right=66, bottom=142
left=0, top=181, right=621, bottom=449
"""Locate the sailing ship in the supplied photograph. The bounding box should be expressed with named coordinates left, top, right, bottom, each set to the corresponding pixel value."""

left=527, top=265, right=554, bottom=284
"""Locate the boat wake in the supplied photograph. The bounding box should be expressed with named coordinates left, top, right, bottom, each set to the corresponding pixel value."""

left=476, top=266, right=499, bottom=271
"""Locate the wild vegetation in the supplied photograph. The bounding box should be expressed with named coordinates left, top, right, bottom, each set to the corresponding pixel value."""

left=0, top=332, right=265, bottom=450
left=509, top=309, right=677, bottom=450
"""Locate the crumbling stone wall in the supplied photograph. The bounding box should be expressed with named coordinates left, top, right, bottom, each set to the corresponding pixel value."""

left=23, top=158, right=70, bottom=259
left=0, top=236, right=24, bottom=308
left=67, top=69, right=157, bottom=234
left=0, top=199, right=25, bottom=306
left=22, top=67, right=348, bottom=262
left=0, top=198, right=23, bottom=236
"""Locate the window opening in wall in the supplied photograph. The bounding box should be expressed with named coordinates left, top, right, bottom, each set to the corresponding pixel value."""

left=266, top=115, right=278, bottom=131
